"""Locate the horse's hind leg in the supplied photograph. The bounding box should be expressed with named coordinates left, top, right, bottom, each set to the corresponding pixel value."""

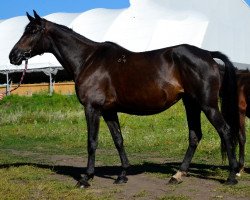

left=169, top=95, right=202, bottom=184
left=202, top=105, right=238, bottom=184
left=103, top=111, right=130, bottom=184
left=238, top=110, right=246, bottom=176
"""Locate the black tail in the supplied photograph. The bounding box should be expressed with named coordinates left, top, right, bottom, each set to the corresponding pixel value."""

left=210, top=51, right=239, bottom=161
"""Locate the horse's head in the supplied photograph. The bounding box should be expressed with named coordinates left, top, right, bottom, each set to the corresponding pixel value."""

left=9, top=10, right=48, bottom=65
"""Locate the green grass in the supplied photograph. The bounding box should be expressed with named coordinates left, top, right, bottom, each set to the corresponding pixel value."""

left=0, top=165, right=112, bottom=200
left=158, top=195, right=191, bottom=200
left=133, top=190, right=149, bottom=198
left=0, top=94, right=250, bottom=199
left=218, top=184, right=250, bottom=198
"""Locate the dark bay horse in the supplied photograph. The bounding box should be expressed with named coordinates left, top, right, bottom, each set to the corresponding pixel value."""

left=219, top=67, right=249, bottom=176
left=235, top=70, right=250, bottom=175
left=9, top=11, right=239, bottom=187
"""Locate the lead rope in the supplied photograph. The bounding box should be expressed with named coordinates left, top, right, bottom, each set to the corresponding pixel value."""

left=0, top=59, right=28, bottom=95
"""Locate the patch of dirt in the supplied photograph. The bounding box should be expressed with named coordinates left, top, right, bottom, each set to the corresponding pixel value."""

left=2, top=149, right=250, bottom=200
left=90, top=173, right=250, bottom=200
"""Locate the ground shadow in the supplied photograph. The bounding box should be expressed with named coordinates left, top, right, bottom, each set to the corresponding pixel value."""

left=0, top=161, right=244, bottom=184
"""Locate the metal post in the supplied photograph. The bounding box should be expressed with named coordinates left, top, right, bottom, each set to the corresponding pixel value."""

left=49, top=71, right=53, bottom=95
left=6, top=72, right=10, bottom=96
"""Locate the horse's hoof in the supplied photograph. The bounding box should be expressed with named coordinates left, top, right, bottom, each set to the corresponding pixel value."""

left=225, top=178, right=238, bottom=185
left=76, top=175, right=93, bottom=188
left=168, top=177, right=183, bottom=184
left=76, top=180, right=91, bottom=188
left=114, top=176, right=128, bottom=184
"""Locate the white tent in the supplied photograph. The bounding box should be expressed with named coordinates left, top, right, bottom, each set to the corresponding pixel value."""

left=71, top=0, right=250, bottom=69
left=0, top=0, right=250, bottom=73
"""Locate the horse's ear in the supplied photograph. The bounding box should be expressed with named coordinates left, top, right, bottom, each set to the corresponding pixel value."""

left=26, top=12, right=35, bottom=21
left=33, top=10, right=42, bottom=20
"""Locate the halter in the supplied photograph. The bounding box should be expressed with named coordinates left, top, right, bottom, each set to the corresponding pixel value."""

left=0, top=59, right=29, bottom=95
left=1, top=25, right=46, bottom=96
left=23, top=49, right=32, bottom=60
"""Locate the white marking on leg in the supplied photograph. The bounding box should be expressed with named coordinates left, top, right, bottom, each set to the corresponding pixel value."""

left=172, top=171, right=187, bottom=182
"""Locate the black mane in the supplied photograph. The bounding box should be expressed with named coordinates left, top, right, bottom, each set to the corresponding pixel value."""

left=51, top=19, right=99, bottom=45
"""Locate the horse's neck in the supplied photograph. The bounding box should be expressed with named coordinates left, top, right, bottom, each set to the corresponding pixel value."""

left=48, top=25, right=98, bottom=80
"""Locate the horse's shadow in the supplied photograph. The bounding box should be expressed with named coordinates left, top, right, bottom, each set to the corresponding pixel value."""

left=0, top=162, right=248, bottom=184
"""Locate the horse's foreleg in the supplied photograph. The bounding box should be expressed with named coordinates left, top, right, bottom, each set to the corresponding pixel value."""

left=169, top=96, right=202, bottom=184
left=103, top=111, right=130, bottom=184
left=77, top=105, right=101, bottom=188
left=238, top=111, right=246, bottom=176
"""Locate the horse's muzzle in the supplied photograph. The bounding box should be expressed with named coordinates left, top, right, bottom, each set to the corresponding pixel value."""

left=9, top=49, right=26, bottom=65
